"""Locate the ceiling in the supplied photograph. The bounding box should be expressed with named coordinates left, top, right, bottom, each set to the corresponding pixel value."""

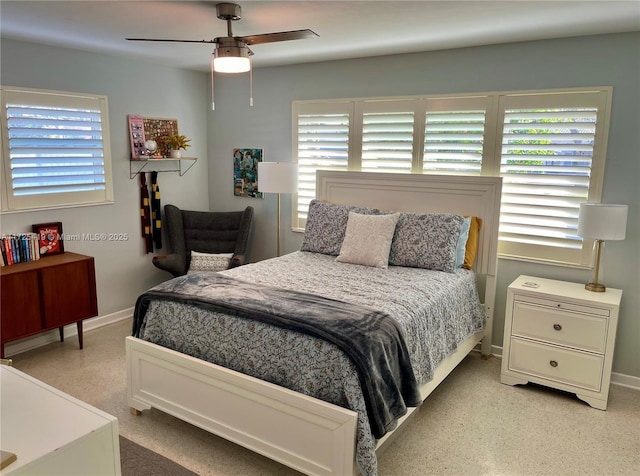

left=1, top=1, right=639, bottom=72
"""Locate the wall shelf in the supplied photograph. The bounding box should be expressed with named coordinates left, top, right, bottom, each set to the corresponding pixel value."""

left=130, top=157, right=197, bottom=179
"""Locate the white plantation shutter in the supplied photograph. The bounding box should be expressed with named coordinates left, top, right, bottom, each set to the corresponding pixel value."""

left=361, top=100, right=415, bottom=173
left=293, top=88, right=611, bottom=265
left=497, top=91, right=610, bottom=265
left=1, top=87, right=114, bottom=211
left=295, top=102, right=350, bottom=228
left=423, top=97, right=492, bottom=175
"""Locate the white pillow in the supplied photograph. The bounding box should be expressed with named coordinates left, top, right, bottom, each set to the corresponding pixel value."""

left=188, top=251, right=233, bottom=273
left=336, top=212, right=400, bottom=268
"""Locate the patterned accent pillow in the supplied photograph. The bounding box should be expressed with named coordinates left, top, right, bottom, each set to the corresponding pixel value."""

left=336, top=212, right=400, bottom=268
left=389, top=213, right=465, bottom=272
left=188, top=251, right=233, bottom=273
left=301, top=200, right=388, bottom=256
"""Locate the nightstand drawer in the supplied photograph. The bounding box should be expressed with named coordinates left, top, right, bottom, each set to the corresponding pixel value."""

left=515, top=295, right=610, bottom=317
left=512, top=302, right=608, bottom=353
left=509, top=337, right=603, bottom=391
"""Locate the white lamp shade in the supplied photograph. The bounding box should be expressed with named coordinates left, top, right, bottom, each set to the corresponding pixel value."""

left=258, top=162, right=298, bottom=194
left=578, top=203, right=628, bottom=240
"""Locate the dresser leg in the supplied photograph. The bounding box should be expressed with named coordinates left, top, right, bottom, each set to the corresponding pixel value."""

left=500, top=373, right=529, bottom=386
left=576, top=394, right=607, bottom=410
left=77, top=321, right=84, bottom=349
left=59, top=327, right=64, bottom=342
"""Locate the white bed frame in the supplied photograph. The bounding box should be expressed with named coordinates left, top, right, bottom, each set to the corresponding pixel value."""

left=127, top=171, right=502, bottom=475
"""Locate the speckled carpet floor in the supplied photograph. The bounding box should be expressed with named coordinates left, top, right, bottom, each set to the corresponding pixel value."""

left=9, top=319, right=640, bottom=475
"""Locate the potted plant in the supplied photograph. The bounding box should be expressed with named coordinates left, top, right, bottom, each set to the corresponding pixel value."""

left=165, top=133, right=191, bottom=158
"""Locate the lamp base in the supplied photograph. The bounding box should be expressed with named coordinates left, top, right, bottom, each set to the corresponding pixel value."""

left=585, top=282, right=606, bottom=292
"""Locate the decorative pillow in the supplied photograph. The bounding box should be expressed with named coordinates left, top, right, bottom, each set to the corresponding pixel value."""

left=301, top=200, right=388, bottom=256
left=336, top=212, right=400, bottom=268
left=455, top=217, right=472, bottom=268
left=188, top=251, right=233, bottom=273
left=463, top=216, right=482, bottom=270
left=389, top=213, right=465, bottom=272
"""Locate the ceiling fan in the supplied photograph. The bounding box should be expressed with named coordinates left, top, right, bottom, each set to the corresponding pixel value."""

left=126, top=2, right=319, bottom=74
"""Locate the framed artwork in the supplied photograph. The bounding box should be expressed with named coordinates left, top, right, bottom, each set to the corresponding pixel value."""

left=143, top=117, right=178, bottom=157
left=128, top=115, right=179, bottom=159
left=128, top=115, right=147, bottom=159
left=233, top=148, right=263, bottom=198
left=32, top=222, right=64, bottom=256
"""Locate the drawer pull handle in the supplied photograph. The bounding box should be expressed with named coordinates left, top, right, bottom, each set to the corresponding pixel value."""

left=553, top=324, right=562, bottom=331
left=549, top=360, right=558, bottom=368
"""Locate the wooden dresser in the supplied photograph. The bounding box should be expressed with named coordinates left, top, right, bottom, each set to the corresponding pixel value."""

left=0, top=252, right=98, bottom=358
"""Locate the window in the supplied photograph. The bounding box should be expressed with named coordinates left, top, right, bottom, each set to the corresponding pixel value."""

left=497, top=92, right=609, bottom=265
left=296, top=101, right=350, bottom=223
left=361, top=100, right=416, bottom=174
left=1, top=86, right=114, bottom=212
left=423, top=96, right=493, bottom=175
left=292, top=88, right=611, bottom=266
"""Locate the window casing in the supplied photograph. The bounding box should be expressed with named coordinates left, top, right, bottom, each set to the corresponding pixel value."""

left=292, top=87, right=611, bottom=266
left=1, top=86, right=114, bottom=212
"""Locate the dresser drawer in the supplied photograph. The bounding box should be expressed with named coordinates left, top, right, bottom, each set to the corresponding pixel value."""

left=512, top=302, right=608, bottom=353
left=509, top=337, right=603, bottom=391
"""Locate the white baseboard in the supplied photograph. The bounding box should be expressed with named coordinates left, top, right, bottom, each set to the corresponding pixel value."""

left=488, top=345, right=639, bottom=392
left=610, top=372, right=640, bottom=390
left=4, top=307, right=134, bottom=358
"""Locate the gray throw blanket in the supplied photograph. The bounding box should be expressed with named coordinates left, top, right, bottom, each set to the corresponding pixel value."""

left=133, top=272, right=422, bottom=439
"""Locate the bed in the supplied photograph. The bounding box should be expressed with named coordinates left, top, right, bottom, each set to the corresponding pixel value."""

left=127, top=171, right=502, bottom=475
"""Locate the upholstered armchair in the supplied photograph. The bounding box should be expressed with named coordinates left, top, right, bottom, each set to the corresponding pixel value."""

left=152, top=204, right=254, bottom=277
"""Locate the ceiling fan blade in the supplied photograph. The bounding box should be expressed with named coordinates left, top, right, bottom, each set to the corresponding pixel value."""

left=238, top=29, right=319, bottom=46
left=126, top=38, right=217, bottom=44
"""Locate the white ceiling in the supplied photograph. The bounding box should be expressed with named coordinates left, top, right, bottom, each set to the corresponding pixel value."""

left=1, top=0, right=639, bottom=72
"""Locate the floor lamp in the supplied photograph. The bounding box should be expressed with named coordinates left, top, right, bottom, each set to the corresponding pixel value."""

left=577, top=203, right=628, bottom=292
left=258, top=162, right=298, bottom=257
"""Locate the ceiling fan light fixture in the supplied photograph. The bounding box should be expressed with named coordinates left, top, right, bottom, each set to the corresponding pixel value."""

left=213, top=55, right=251, bottom=73
left=213, top=40, right=251, bottom=73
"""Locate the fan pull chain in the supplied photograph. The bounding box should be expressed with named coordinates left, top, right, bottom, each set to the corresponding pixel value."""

left=210, top=54, right=216, bottom=111
left=249, top=60, right=254, bottom=107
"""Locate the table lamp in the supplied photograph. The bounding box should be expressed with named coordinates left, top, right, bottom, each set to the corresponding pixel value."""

left=258, top=162, right=298, bottom=256
left=577, top=203, right=628, bottom=292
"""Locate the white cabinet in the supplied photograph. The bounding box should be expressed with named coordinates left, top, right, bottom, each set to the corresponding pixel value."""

left=0, top=366, right=121, bottom=475
left=501, top=275, right=622, bottom=410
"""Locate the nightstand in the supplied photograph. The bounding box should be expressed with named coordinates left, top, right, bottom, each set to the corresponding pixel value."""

left=501, top=275, right=622, bottom=410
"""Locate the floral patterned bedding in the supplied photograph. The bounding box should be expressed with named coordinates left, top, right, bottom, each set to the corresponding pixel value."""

left=138, top=251, right=485, bottom=475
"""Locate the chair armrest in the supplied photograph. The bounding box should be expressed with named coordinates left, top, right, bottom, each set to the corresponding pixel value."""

left=152, top=253, right=187, bottom=277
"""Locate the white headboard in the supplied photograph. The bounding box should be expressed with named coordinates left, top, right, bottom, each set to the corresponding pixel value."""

left=316, top=170, right=502, bottom=354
